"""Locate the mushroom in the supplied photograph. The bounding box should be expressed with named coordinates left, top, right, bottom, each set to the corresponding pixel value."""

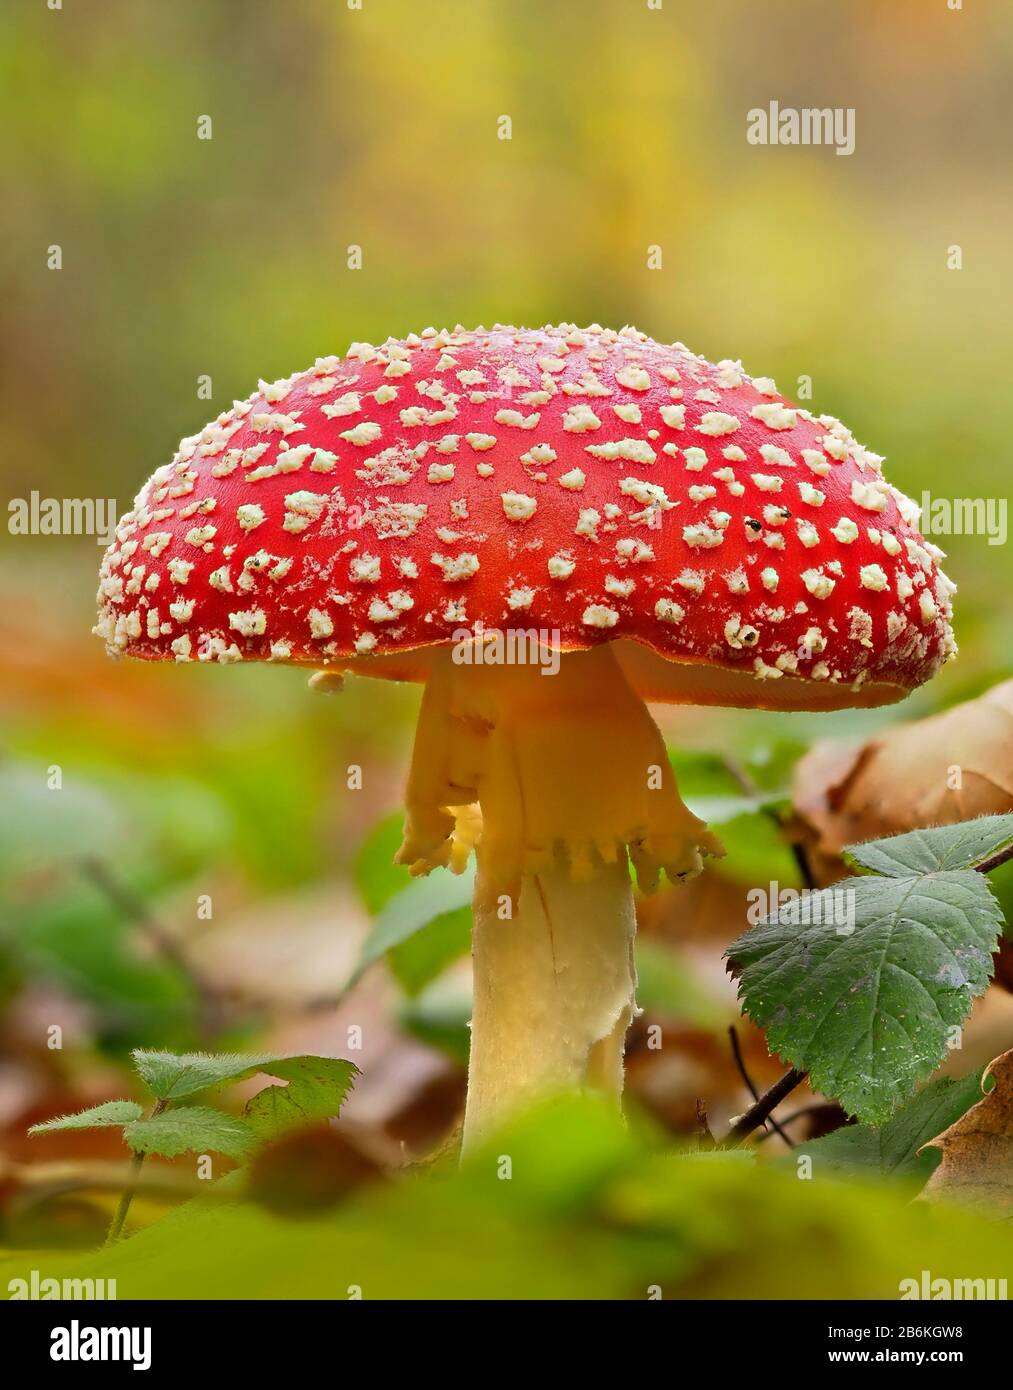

left=95, top=324, right=957, bottom=1151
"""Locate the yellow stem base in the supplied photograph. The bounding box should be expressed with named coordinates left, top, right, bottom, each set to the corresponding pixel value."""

left=462, top=856, right=636, bottom=1154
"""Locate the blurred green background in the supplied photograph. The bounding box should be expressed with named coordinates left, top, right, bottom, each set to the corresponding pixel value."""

left=1, top=0, right=1012, bottom=1293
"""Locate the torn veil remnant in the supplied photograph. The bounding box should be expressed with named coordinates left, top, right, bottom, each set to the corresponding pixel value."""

left=95, top=324, right=957, bottom=1151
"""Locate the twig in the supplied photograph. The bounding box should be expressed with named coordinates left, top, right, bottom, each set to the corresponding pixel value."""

left=784, top=837, right=818, bottom=892
left=719, top=755, right=816, bottom=890
left=975, top=842, right=1013, bottom=876
left=80, top=855, right=354, bottom=1029
left=727, top=1026, right=795, bottom=1148
left=718, top=1067, right=808, bottom=1147
left=695, top=1098, right=714, bottom=1149
left=80, top=857, right=229, bottom=1041
left=0, top=1156, right=197, bottom=1201
left=103, top=1098, right=167, bottom=1245
left=719, top=754, right=757, bottom=800
left=728, top=1024, right=761, bottom=1102
left=754, top=1102, right=847, bottom=1142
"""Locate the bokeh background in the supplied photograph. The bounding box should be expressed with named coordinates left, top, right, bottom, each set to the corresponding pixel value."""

left=1, top=0, right=1012, bottom=1296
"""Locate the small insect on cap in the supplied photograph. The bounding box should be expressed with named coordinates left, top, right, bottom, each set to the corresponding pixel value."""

left=95, top=324, right=955, bottom=710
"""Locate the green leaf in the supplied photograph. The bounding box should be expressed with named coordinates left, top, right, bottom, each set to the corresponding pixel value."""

left=29, top=1100, right=143, bottom=1134
left=781, top=1071, right=986, bottom=1182
left=0, top=764, right=129, bottom=876
left=349, top=867, right=475, bottom=986
left=243, top=1056, right=357, bottom=1140
left=8, top=878, right=197, bottom=1048
left=388, top=906, right=472, bottom=996
left=710, top=811, right=802, bottom=888
left=132, top=1050, right=294, bottom=1100
left=131, top=1050, right=358, bottom=1116
left=727, top=870, right=1002, bottom=1123
left=354, top=812, right=410, bottom=915
left=634, top=941, right=728, bottom=1030
left=123, top=1106, right=257, bottom=1160
left=0, top=762, right=232, bottom=888
left=667, top=748, right=790, bottom=826
left=845, top=814, right=1013, bottom=877
left=398, top=982, right=471, bottom=1065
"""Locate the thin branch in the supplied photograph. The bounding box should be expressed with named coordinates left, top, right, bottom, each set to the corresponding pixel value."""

left=719, top=755, right=816, bottom=890
left=975, top=842, right=1013, bottom=876
left=1, top=1156, right=197, bottom=1201
left=694, top=1098, right=714, bottom=1149
left=728, top=1026, right=795, bottom=1148
left=728, top=1024, right=761, bottom=1102
left=80, top=855, right=355, bottom=1029
left=80, top=857, right=229, bottom=1041
left=719, top=754, right=757, bottom=800
left=784, top=836, right=818, bottom=893
left=104, top=1098, right=167, bottom=1245
left=718, top=1067, right=808, bottom=1147
left=754, top=1102, right=847, bottom=1143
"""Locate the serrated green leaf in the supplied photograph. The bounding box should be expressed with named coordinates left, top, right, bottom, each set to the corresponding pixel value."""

left=350, top=866, right=475, bottom=986
left=727, top=870, right=1002, bottom=1123
left=29, top=1100, right=143, bottom=1134
left=129, top=1049, right=288, bottom=1100
left=781, top=1070, right=986, bottom=1182
left=131, top=1050, right=295, bottom=1099
left=846, top=815, right=1013, bottom=877
left=243, top=1056, right=357, bottom=1140
left=123, top=1106, right=257, bottom=1159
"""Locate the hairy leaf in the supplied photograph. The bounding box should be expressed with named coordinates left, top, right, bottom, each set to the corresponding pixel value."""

left=784, top=1071, right=985, bottom=1181
left=123, top=1106, right=257, bottom=1159
left=846, top=815, right=1013, bottom=878
left=243, top=1057, right=357, bottom=1140
left=29, top=1100, right=143, bottom=1134
left=727, top=871, right=1001, bottom=1122
left=132, top=1049, right=354, bottom=1101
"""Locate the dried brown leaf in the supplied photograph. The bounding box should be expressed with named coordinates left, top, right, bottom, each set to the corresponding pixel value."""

left=919, top=1048, right=1013, bottom=1220
left=791, top=679, right=1013, bottom=882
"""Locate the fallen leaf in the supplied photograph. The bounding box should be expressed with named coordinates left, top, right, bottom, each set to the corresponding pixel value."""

left=790, top=680, right=1013, bottom=882
left=247, top=1126, right=382, bottom=1214
left=919, top=1048, right=1013, bottom=1219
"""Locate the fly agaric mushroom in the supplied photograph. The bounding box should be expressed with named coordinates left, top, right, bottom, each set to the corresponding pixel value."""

left=95, top=324, right=957, bottom=1150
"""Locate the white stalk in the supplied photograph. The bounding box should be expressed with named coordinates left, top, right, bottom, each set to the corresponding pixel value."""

left=395, top=643, right=722, bottom=1156
left=462, top=856, right=636, bottom=1153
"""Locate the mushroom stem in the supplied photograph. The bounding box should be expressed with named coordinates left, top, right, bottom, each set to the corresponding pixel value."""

left=396, top=642, right=723, bottom=1149
left=463, top=854, right=637, bottom=1152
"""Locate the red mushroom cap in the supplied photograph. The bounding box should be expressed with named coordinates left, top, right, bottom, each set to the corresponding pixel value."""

left=95, top=324, right=956, bottom=710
